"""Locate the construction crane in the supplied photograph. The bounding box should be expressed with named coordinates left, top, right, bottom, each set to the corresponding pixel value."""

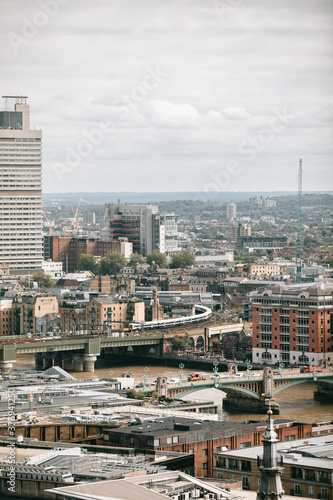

left=296, top=159, right=302, bottom=283
left=71, top=196, right=82, bottom=232
left=42, top=210, right=55, bottom=235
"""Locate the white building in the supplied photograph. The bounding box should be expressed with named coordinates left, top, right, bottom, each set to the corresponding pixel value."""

left=119, top=238, right=133, bottom=259
left=42, top=260, right=63, bottom=280
left=195, top=252, right=234, bottom=267
left=0, top=96, right=43, bottom=275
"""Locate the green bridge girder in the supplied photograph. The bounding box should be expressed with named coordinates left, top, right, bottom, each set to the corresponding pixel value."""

left=0, top=333, right=164, bottom=362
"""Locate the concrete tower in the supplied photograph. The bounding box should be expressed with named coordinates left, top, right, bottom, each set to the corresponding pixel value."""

left=257, top=410, right=284, bottom=500
left=0, top=96, right=43, bottom=275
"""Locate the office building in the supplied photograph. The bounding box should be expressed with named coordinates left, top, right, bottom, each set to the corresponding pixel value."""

left=0, top=96, right=43, bottom=275
left=251, top=282, right=333, bottom=365
left=101, top=203, right=178, bottom=256
left=226, top=203, right=237, bottom=220
left=160, top=213, right=179, bottom=252
left=44, top=235, right=124, bottom=273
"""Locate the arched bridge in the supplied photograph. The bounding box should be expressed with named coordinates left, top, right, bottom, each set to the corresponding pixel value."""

left=142, top=367, right=333, bottom=414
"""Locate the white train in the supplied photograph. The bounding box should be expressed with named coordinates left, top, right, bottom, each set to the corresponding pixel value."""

left=129, top=304, right=212, bottom=331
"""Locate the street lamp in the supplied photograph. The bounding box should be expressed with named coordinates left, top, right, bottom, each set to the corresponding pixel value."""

left=179, top=363, right=184, bottom=382
left=144, top=366, right=149, bottom=386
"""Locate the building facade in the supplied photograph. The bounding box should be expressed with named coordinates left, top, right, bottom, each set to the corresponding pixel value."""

left=103, top=417, right=313, bottom=479
left=0, top=96, right=43, bottom=275
left=12, top=292, right=59, bottom=336
left=251, top=283, right=333, bottom=366
left=0, top=298, right=13, bottom=336
left=86, top=296, right=145, bottom=332
left=213, top=434, right=333, bottom=499
left=226, top=203, right=237, bottom=220
left=101, top=203, right=178, bottom=256
left=44, top=236, right=122, bottom=274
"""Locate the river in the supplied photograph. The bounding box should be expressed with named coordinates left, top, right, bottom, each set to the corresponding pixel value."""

left=14, top=355, right=333, bottom=424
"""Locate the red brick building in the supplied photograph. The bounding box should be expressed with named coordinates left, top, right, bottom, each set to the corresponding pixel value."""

left=251, top=283, right=333, bottom=366
left=44, top=236, right=121, bottom=273
left=103, top=417, right=313, bottom=478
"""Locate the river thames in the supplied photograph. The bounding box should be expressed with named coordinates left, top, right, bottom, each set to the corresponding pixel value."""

left=16, top=354, right=333, bottom=423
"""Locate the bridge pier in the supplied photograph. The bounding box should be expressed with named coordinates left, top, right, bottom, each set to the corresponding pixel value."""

left=42, top=353, right=54, bottom=370
left=73, top=355, right=84, bottom=372
left=83, top=355, right=97, bottom=372
left=61, top=354, right=73, bottom=371
left=314, top=381, right=333, bottom=402
left=0, top=361, right=14, bottom=375
left=34, top=353, right=43, bottom=370
left=223, top=395, right=280, bottom=415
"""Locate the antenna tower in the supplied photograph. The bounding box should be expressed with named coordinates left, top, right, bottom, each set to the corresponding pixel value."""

left=296, top=159, right=302, bottom=283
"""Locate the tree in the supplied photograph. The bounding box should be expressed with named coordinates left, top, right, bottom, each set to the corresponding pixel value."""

left=146, top=250, right=168, bottom=268
left=170, top=250, right=196, bottom=269
left=129, top=253, right=145, bottom=266
left=32, top=271, right=55, bottom=288
left=77, top=254, right=98, bottom=274
left=125, top=389, right=145, bottom=400
left=99, top=251, right=127, bottom=275
left=171, top=334, right=190, bottom=352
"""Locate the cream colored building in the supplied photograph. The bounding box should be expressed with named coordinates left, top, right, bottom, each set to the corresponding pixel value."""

left=0, top=96, right=43, bottom=275
left=86, top=296, right=145, bottom=331
left=248, top=263, right=281, bottom=277
left=13, top=293, right=58, bottom=335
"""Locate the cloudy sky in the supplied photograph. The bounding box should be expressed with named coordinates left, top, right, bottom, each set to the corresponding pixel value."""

left=1, top=0, right=332, bottom=193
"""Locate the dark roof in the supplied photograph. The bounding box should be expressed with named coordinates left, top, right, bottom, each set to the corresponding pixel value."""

left=104, top=416, right=296, bottom=439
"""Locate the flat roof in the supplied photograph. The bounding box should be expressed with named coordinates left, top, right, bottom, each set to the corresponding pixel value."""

left=214, top=434, right=333, bottom=469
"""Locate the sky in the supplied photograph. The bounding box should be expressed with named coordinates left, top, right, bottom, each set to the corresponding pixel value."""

left=1, top=0, right=332, bottom=194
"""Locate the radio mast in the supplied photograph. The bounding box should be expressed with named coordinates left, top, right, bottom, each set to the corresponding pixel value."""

left=296, top=159, right=302, bottom=283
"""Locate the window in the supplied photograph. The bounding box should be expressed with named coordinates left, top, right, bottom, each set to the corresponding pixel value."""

left=309, top=486, right=314, bottom=496
left=242, top=476, right=249, bottom=490
left=203, top=463, right=208, bottom=470
left=167, top=437, right=172, bottom=444
left=294, top=484, right=301, bottom=496
left=202, top=449, right=208, bottom=456
left=172, top=436, right=179, bottom=443
left=321, top=489, right=328, bottom=500
left=153, top=439, right=160, bottom=446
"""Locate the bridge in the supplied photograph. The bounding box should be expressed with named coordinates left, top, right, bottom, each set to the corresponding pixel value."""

left=140, top=367, right=333, bottom=414
left=0, top=333, right=164, bottom=373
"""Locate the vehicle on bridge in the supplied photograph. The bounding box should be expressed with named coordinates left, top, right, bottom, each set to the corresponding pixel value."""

left=187, top=373, right=206, bottom=381
left=300, top=365, right=323, bottom=373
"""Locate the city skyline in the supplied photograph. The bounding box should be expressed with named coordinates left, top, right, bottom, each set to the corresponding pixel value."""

left=1, top=0, right=332, bottom=193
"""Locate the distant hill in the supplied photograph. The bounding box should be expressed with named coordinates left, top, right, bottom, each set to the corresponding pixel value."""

left=43, top=191, right=333, bottom=206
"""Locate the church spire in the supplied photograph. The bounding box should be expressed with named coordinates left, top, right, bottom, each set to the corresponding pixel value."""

left=257, top=410, right=284, bottom=500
